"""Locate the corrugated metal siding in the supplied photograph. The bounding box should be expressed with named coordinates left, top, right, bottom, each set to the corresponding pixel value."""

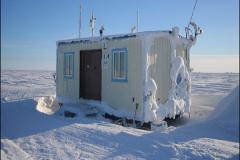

left=102, top=38, right=143, bottom=116
left=176, top=44, right=187, bottom=65
left=149, top=37, right=171, bottom=104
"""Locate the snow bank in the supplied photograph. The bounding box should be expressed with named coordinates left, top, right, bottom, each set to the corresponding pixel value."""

left=207, top=86, right=239, bottom=134
left=36, top=96, right=60, bottom=115
left=209, top=85, right=239, bottom=121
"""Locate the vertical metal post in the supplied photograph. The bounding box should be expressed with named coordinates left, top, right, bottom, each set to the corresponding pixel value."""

left=137, top=9, right=139, bottom=32
left=90, top=11, right=96, bottom=37
left=79, top=0, right=82, bottom=38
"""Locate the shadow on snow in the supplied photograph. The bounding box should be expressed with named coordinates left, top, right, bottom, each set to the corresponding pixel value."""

left=1, top=99, right=74, bottom=139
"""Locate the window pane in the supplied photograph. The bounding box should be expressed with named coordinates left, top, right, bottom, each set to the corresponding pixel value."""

left=67, top=56, right=70, bottom=75
left=65, top=55, right=69, bottom=75
left=114, top=53, right=120, bottom=77
left=120, top=52, right=124, bottom=77
left=64, top=53, right=74, bottom=78
left=64, top=56, right=67, bottom=75
left=68, top=55, right=72, bottom=75
left=117, top=53, right=120, bottom=77
left=71, top=55, right=73, bottom=75
left=112, top=49, right=127, bottom=81
left=113, top=52, right=116, bottom=77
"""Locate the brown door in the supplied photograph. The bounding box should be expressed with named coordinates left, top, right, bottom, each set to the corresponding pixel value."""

left=80, top=50, right=102, bottom=100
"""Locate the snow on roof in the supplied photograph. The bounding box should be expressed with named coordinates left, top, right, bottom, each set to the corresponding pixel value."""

left=57, top=30, right=189, bottom=46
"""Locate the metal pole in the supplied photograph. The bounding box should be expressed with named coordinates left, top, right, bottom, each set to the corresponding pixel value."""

left=91, top=11, right=93, bottom=37
left=137, top=9, right=139, bottom=32
left=79, top=0, right=82, bottom=38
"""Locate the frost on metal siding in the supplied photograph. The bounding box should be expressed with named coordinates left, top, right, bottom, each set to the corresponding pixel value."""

left=176, top=44, right=188, bottom=66
left=149, top=37, right=171, bottom=104
left=102, top=38, right=143, bottom=117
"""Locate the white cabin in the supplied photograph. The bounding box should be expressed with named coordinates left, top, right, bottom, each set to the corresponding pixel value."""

left=56, top=26, right=198, bottom=123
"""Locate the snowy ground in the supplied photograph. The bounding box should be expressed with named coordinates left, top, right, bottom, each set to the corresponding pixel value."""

left=1, top=70, right=55, bottom=102
left=1, top=70, right=239, bottom=159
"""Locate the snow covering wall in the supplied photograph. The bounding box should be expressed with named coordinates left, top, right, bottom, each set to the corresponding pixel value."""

left=140, top=32, right=172, bottom=122
left=176, top=44, right=188, bottom=67
left=149, top=37, right=172, bottom=104
left=140, top=27, right=194, bottom=122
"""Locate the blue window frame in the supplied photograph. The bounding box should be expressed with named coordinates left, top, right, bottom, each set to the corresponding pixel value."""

left=64, top=52, right=74, bottom=79
left=112, top=48, right=128, bottom=82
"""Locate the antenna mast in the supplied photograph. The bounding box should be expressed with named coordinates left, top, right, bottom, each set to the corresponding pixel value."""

left=79, top=0, right=82, bottom=38
left=90, top=11, right=96, bottom=37
left=137, top=9, right=139, bottom=32
left=185, top=0, right=202, bottom=39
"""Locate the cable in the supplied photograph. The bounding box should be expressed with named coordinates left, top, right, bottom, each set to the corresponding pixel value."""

left=188, top=0, right=198, bottom=27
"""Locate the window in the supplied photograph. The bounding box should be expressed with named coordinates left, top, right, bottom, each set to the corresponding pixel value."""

left=112, top=48, right=128, bottom=82
left=64, top=52, right=74, bottom=79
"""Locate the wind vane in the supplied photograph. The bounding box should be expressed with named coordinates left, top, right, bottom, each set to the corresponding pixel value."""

left=90, top=12, right=96, bottom=37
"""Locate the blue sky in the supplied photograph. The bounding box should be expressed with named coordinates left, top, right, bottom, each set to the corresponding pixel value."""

left=1, top=0, right=239, bottom=70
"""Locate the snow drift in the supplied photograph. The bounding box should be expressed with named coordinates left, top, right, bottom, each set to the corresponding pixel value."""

left=36, top=96, right=60, bottom=115
left=209, top=86, right=239, bottom=121
left=207, top=85, right=239, bottom=135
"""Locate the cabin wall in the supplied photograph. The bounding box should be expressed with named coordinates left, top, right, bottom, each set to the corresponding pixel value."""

left=102, top=38, right=143, bottom=117
left=149, top=37, right=172, bottom=104
left=56, top=38, right=144, bottom=118
left=56, top=36, right=188, bottom=120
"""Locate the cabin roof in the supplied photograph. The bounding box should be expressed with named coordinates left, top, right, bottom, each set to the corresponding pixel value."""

left=57, top=30, right=189, bottom=46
